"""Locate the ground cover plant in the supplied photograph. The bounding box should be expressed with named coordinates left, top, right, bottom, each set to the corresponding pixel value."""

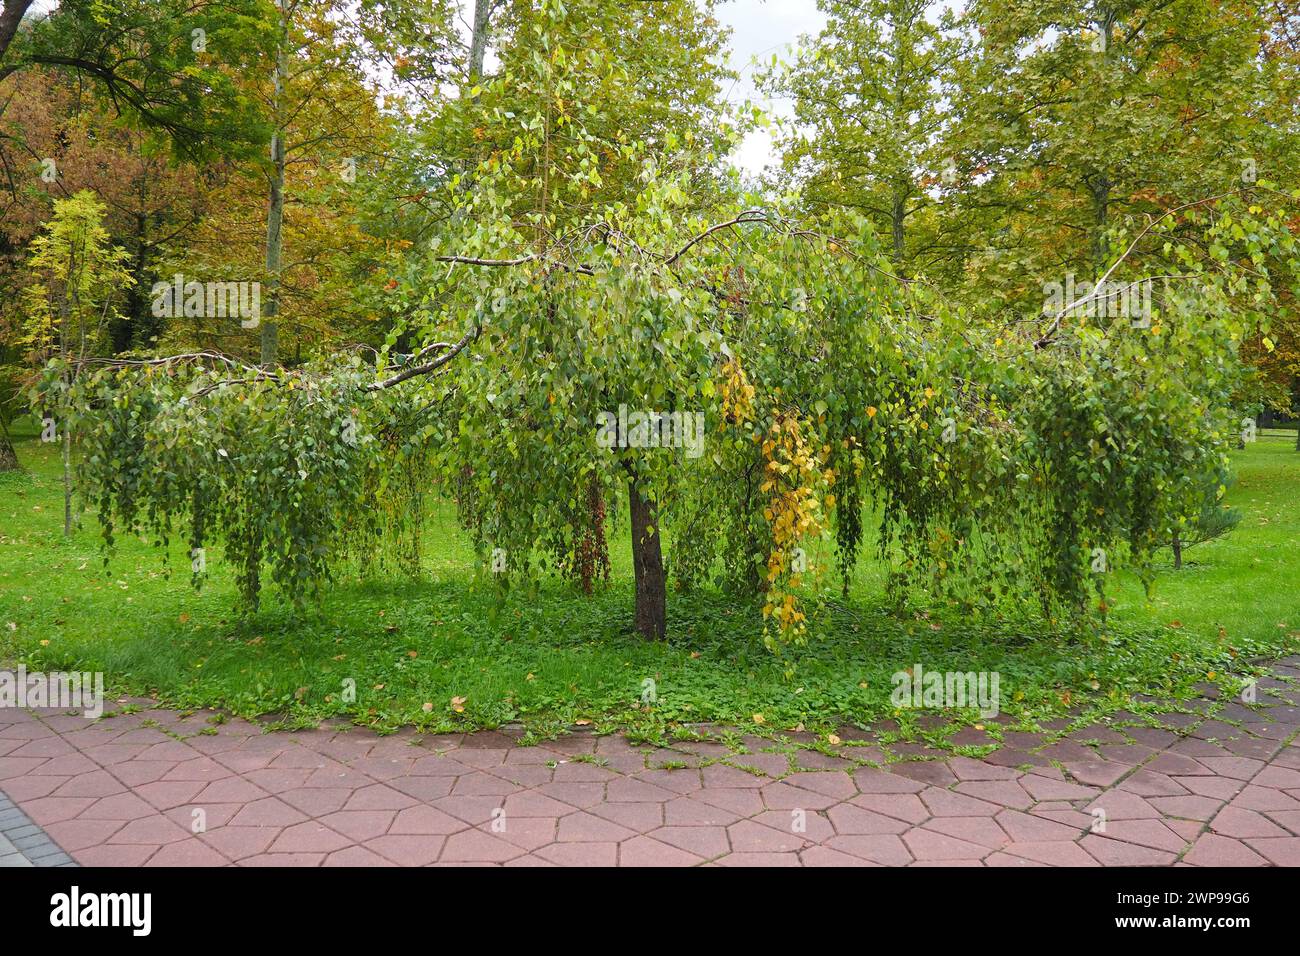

left=2, top=415, right=1296, bottom=751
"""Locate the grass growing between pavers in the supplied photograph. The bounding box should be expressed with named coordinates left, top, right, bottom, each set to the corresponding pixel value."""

left=2, top=414, right=1298, bottom=747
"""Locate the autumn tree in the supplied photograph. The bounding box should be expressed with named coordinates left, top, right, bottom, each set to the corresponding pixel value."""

left=20, top=190, right=132, bottom=529
left=0, top=0, right=271, bottom=161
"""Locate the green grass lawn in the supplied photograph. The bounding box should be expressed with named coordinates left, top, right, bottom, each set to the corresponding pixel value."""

left=2, top=414, right=1298, bottom=748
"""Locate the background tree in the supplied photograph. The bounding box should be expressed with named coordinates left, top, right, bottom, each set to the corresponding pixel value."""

left=933, top=0, right=1264, bottom=311
left=760, top=0, right=965, bottom=271
left=19, top=189, right=132, bottom=531
left=0, top=0, right=272, bottom=161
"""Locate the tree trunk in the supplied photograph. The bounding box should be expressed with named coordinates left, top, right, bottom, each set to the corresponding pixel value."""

left=62, top=423, right=72, bottom=536
left=628, top=477, right=666, bottom=640
left=260, top=14, right=288, bottom=367
left=0, top=1, right=35, bottom=64
left=0, top=427, right=17, bottom=471
left=1172, top=531, right=1183, bottom=571
left=468, top=0, right=492, bottom=82
left=890, top=189, right=906, bottom=265
left=1090, top=176, right=1111, bottom=273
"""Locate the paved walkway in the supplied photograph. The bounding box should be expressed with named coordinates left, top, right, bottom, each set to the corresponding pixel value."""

left=0, top=790, right=75, bottom=866
left=2, top=658, right=1299, bottom=866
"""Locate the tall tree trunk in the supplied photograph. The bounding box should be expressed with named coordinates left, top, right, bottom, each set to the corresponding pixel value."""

left=1172, top=531, right=1182, bottom=570
left=890, top=189, right=906, bottom=265
left=61, top=423, right=71, bottom=536
left=889, top=24, right=907, bottom=269
left=468, top=0, right=492, bottom=82
left=628, top=477, right=666, bottom=640
left=115, top=205, right=149, bottom=353
left=1088, top=13, right=1115, bottom=274
left=260, top=15, right=288, bottom=367
left=1090, top=175, right=1111, bottom=273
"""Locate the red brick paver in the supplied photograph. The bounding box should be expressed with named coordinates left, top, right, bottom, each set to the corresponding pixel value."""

left=2, top=657, right=1299, bottom=866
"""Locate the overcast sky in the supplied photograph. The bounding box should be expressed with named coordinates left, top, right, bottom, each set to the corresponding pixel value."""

left=714, top=0, right=827, bottom=176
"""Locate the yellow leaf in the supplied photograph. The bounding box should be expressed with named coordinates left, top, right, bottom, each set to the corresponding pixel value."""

left=752, top=713, right=766, bottom=725
left=827, top=734, right=841, bottom=745
left=422, top=702, right=433, bottom=713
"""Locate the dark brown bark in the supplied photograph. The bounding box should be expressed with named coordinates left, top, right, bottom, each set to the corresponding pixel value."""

left=1172, top=531, right=1183, bottom=570
left=628, top=477, right=666, bottom=641
left=0, top=427, right=17, bottom=471
left=0, top=0, right=34, bottom=65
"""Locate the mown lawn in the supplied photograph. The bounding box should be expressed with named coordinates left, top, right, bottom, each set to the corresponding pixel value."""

left=2, top=414, right=1298, bottom=747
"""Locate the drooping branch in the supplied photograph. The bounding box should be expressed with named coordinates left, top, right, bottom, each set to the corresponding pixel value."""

left=364, top=326, right=479, bottom=391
